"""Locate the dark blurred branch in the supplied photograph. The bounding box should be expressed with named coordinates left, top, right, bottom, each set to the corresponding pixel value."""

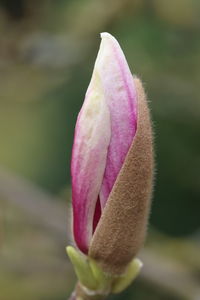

left=140, top=249, right=200, bottom=300
left=0, top=167, right=200, bottom=300
left=0, top=167, right=69, bottom=243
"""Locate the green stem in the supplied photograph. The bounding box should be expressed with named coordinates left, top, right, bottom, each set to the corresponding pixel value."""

left=67, top=246, right=143, bottom=299
left=69, top=283, right=108, bottom=300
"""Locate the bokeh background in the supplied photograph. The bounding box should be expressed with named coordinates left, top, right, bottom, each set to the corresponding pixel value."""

left=0, top=0, right=200, bottom=299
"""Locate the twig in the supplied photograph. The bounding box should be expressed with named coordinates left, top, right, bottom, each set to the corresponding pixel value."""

left=0, top=166, right=68, bottom=243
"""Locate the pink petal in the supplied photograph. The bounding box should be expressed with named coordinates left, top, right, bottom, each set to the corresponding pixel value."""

left=95, top=33, right=137, bottom=208
left=71, top=33, right=137, bottom=253
left=71, top=71, right=111, bottom=253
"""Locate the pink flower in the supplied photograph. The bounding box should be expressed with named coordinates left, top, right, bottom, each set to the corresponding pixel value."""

left=71, top=32, right=137, bottom=254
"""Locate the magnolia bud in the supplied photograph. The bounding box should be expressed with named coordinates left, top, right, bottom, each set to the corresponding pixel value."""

left=68, top=32, right=154, bottom=299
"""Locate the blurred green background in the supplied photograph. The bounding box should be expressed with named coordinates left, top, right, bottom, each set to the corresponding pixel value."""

left=0, top=0, right=200, bottom=299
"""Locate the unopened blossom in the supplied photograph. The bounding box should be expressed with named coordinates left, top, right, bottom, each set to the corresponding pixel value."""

left=71, top=32, right=153, bottom=274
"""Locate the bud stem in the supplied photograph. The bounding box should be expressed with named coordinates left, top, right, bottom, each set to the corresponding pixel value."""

left=68, top=283, right=107, bottom=300
left=67, top=246, right=143, bottom=299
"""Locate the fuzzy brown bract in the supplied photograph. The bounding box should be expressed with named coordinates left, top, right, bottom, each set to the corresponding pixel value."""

left=89, top=77, right=154, bottom=275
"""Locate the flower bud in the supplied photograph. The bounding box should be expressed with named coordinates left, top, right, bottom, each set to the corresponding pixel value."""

left=71, top=32, right=153, bottom=275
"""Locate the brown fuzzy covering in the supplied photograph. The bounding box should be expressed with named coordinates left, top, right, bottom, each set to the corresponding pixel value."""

left=88, top=77, right=154, bottom=275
